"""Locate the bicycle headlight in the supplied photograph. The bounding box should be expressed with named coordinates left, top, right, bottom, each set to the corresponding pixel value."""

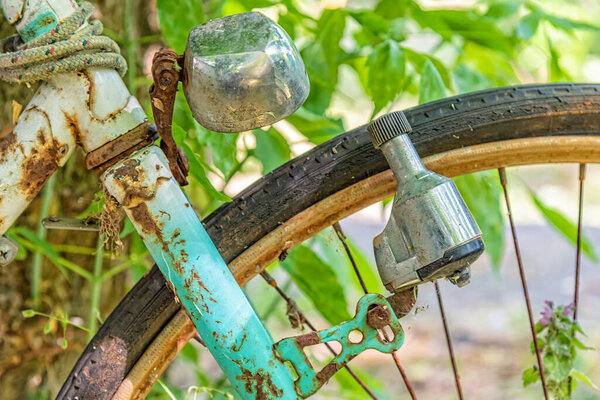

left=182, top=12, right=309, bottom=133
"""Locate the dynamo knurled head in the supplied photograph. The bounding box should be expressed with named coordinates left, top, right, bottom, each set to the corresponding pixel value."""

left=367, top=111, right=412, bottom=149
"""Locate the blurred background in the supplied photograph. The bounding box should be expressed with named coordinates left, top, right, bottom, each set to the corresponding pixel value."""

left=1, top=0, right=600, bottom=398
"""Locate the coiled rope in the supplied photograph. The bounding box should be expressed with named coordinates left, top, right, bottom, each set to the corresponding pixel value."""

left=0, top=1, right=126, bottom=82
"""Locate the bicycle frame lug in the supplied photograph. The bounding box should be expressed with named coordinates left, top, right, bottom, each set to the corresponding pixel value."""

left=0, top=234, right=19, bottom=266
left=367, top=112, right=484, bottom=293
left=274, top=294, right=404, bottom=398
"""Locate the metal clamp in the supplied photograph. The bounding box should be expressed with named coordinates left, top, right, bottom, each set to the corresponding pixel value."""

left=274, top=294, right=404, bottom=398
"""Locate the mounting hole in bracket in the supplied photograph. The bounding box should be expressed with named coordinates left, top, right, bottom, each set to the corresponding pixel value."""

left=377, top=325, right=395, bottom=343
left=348, top=329, right=364, bottom=344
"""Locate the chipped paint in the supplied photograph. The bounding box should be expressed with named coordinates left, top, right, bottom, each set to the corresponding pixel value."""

left=102, top=146, right=299, bottom=400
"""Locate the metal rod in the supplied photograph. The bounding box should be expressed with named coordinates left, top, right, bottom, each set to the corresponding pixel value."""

left=392, top=352, right=418, bottom=400
left=569, top=163, right=586, bottom=396
left=332, top=222, right=418, bottom=399
left=498, top=168, right=549, bottom=400
left=573, top=163, right=585, bottom=323
left=260, top=270, right=378, bottom=399
left=434, top=281, right=464, bottom=400
left=333, top=222, right=369, bottom=294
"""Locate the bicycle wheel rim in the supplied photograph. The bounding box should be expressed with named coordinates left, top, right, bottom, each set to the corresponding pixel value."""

left=57, top=83, right=600, bottom=399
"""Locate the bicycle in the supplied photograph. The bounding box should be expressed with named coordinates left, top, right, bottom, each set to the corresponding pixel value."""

left=1, top=0, right=599, bottom=399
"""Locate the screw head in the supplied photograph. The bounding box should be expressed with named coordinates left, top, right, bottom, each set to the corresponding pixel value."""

left=367, top=304, right=391, bottom=329
left=0, top=235, right=19, bottom=266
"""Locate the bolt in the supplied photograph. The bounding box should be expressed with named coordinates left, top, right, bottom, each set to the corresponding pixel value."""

left=448, top=266, right=471, bottom=288
left=0, top=235, right=19, bottom=266
left=367, top=304, right=391, bottom=329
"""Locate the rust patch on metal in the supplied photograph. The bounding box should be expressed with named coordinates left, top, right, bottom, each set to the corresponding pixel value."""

left=0, top=130, right=18, bottom=162
left=236, top=367, right=283, bottom=400
left=129, top=202, right=158, bottom=235
left=62, top=111, right=83, bottom=146
left=315, top=361, right=342, bottom=385
left=294, top=331, right=320, bottom=348
left=112, top=158, right=142, bottom=182
left=387, top=287, right=418, bottom=319
left=366, top=304, right=391, bottom=329
left=18, top=130, right=59, bottom=201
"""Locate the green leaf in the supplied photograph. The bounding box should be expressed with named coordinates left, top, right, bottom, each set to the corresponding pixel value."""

left=311, top=229, right=385, bottom=295
left=349, top=11, right=389, bottom=36
left=374, top=0, right=412, bottom=20
left=485, top=2, right=521, bottom=19
left=172, top=123, right=231, bottom=203
left=414, top=9, right=514, bottom=54
left=203, top=129, right=240, bottom=178
left=545, top=15, right=599, bottom=32
left=419, top=59, right=446, bottom=104
left=547, top=37, right=570, bottom=82
left=453, top=64, right=493, bottom=93
left=367, top=39, right=405, bottom=115
left=183, top=142, right=231, bottom=203
left=572, top=370, right=599, bottom=390
left=253, top=128, right=291, bottom=173
left=404, top=48, right=451, bottom=88
left=522, top=366, right=539, bottom=386
left=156, top=0, right=205, bottom=53
left=516, top=11, right=541, bottom=39
left=454, top=171, right=504, bottom=269
left=44, top=321, right=51, bottom=334
left=22, top=309, right=36, bottom=318
left=301, top=9, right=346, bottom=114
left=179, top=342, right=199, bottom=365
left=286, top=107, right=344, bottom=145
left=529, top=191, right=598, bottom=262
left=281, top=244, right=352, bottom=325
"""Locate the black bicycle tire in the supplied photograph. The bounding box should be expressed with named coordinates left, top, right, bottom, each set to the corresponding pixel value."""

left=57, top=83, right=600, bottom=399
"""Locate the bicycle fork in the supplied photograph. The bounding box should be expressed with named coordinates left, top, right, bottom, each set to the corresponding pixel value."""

left=102, top=146, right=300, bottom=399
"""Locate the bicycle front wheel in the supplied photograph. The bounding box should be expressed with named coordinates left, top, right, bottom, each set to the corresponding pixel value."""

left=58, top=83, right=600, bottom=399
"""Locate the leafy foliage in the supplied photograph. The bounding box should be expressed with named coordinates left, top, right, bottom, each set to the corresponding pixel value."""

left=529, top=191, right=598, bottom=262
left=523, top=301, right=597, bottom=398
left=454, top=171, right=505, bottom=269
left=281, top=244, right=352, bottom=325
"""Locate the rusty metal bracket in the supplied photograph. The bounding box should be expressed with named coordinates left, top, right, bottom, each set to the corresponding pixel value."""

left=85, top=121, right=159, bottom=173
left=273, top=294, right=404, bottom=398
left=149, top=48, right=189, bottom=186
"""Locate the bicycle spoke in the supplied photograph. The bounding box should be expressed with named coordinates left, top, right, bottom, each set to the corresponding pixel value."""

left=434, top=281, right=464, bottom=400
left=260, top=271, right=378, bottom=400
left=569, top=163, right=586, bottom=395
left=333, top=222, right=418, bottom=399
left=498, top=168, right=549, bottom=400
left=392, top=352, right=418, bottom=400
left=333, top=222, right=369, bottom=294
left=573, top=164, right=585, bottom=323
